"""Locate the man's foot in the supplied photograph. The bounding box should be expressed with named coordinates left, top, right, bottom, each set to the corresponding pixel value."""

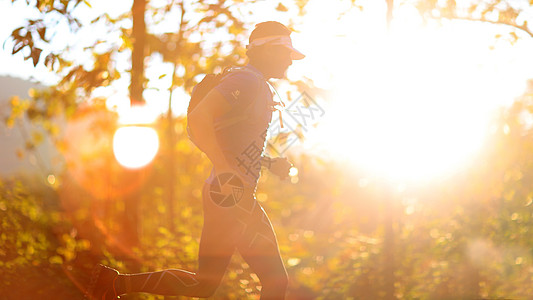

left=86, top=264, right=120, bottom=300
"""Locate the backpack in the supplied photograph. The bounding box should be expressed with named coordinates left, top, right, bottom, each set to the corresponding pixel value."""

left=186, top=67, right=263, bottom=151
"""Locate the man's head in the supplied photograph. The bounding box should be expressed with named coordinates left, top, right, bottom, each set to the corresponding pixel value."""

left=246, top=21, right=304, bottom=79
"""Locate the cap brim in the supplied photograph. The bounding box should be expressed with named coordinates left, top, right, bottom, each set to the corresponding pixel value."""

left=281, top=44, right=305, bottom=60
left=290, top=48, right=305, bottom=60
left=250, top=35, right=306, bottom=60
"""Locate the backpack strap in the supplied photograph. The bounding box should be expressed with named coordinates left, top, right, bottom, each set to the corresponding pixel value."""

left=213, top=67, right=266, bottom=131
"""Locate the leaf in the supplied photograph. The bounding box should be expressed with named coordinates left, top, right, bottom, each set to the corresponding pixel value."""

left=31, top=131, right=44, bottom=146
left=25, top=141, right=35, bottom=150
left=276, top=3, right=288, bottom=12
left=12, top=41, right=25, bottom=55
left=468, top=4, right=477, bottom=14
left=509, top=31, right=518, bottom=44
left=44, top=53, right=56, bottom=70
left=16, top=149, right=24, bottom=159
left=60, top=66, right=81, bottom=85
left=11, top=26, right=24, bottom=37
left=37, top=27, right=46, bottom=42
left=31, top=48, right=42, bottom=67
left=37, top=0, right=46, bottom=12
left=228, top=24, right=243, bottom=36
left=90, top=15, right=101, bottom=24
left=49, top=255, right=63, bottom=264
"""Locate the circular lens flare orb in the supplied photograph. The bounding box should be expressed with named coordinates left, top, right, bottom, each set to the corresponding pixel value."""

left=113, top=126, right=159, bottom=169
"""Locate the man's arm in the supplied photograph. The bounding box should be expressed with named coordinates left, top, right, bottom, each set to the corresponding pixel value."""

left=188, top=89, right=232, bottom=172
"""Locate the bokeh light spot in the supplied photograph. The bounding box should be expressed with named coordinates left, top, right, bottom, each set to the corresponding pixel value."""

left=113, top=126, right=159, bottom=169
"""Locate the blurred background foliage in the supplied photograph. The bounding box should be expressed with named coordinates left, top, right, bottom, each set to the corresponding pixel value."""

left=2, top=0, right=533, bottom=299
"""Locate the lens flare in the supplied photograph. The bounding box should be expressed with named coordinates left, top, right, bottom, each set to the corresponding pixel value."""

left=113, top=126, right=159, bottom=169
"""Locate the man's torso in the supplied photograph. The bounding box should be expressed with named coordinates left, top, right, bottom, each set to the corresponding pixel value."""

left=210, top=65, right=274, bottom=186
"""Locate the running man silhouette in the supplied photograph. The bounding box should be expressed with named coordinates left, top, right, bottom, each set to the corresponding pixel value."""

left=86, top=21, right=304, bottom=300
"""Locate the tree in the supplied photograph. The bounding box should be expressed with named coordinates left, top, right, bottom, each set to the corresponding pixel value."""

left=6, top=0, right=253, bottom=131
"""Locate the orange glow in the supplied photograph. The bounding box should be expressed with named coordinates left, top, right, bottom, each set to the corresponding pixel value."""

left=62, top=107, right=150, bottom=200
left=113, top=126, right=160, bottom=169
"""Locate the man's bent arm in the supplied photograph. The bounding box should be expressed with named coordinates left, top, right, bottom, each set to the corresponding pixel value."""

left=188, top=89, right=232, bottom=172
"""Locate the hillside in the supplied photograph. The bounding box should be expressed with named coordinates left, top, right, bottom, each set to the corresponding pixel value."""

left=0, top=76, right=59, bottom=178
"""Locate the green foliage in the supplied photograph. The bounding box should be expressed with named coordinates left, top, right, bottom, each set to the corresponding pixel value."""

left=0, top=177, right=89, bottom=299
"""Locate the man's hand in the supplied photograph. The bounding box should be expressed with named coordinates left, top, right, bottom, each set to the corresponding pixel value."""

left=269, top=157, right=293, bottom=180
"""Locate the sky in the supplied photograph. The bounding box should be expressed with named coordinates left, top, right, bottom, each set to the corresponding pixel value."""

left=2, top=1, right=532, bottom=105
left=2, top=0, right=533, bottom=182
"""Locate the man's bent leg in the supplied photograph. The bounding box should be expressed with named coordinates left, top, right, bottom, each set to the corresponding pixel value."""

left=114, top=223, right=235, bottom=298
left=114, top=183, right=239, bottom=298
left=114, top=243, right=233, bottom=297
left=237, top=204, right=288, bottom=300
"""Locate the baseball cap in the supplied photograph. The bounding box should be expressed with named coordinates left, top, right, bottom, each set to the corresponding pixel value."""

left=247, top=22, right=305, bottom=60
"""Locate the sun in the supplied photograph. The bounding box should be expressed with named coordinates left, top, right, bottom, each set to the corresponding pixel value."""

left=293, top=4, right=520, bottom=182
left=113, top=126, right=160, bottom=169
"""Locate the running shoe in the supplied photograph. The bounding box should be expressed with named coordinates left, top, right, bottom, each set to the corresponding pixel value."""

left=86, top=264, right=120, bottom=300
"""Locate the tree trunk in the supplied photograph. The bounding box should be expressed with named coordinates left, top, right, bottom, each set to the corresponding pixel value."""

left=383, top=184, right=395, bottom=300
left=123, top=0, right=147, bottom=248
left=130, top=0, right=146, bottom=105
left=384, top=1, right=395, bottom=298
left=386, top=0, right=393, bottom=30
left=166, top=65, right=177, bottom=233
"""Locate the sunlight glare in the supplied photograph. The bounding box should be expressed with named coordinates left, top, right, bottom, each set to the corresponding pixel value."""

left=297, top=3, right=526, bottom=182
left=113, top=126, right=159, bottom=169
left=289, top=167, right=299, bottom=177
left=314, top=30, right=489, bottom=181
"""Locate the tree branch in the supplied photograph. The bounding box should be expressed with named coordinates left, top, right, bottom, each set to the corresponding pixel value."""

left=442, top=15, right=533, bottom=39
